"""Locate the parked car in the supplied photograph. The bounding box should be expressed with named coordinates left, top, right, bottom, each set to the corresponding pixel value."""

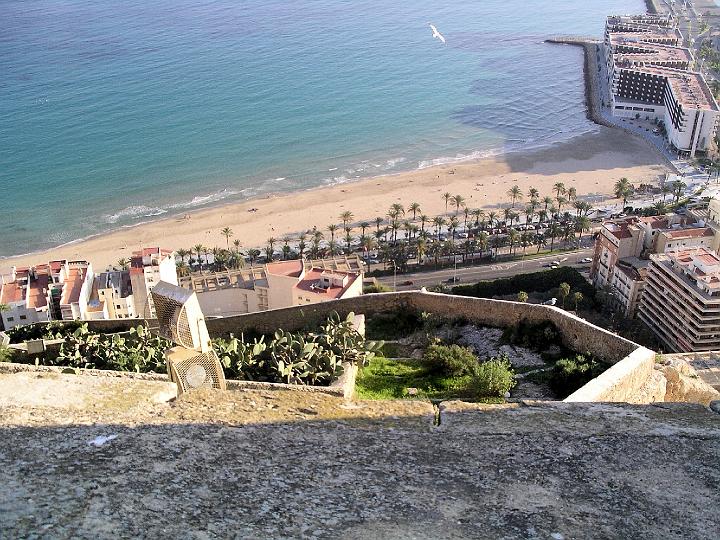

left=581, top=257, right=593, bottom=263
left=445, top=276, right=461, bottom=284
left=400, top=280, right=414, bottom=286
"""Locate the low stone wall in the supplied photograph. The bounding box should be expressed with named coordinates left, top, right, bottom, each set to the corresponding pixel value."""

left=564, top=347, right=656, bottom=402
left=205, top=291, right=638, bottom=364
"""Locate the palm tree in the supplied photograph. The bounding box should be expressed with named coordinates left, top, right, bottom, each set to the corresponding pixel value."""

left=339, top=211, right=353, bottom=228
left=652, top=201, right=669, bottom=215
left=471, top=208, right=483, bottom=229
left=443, top=192, right=452, bottom=213
left=233, top=239, right=241, bottom=252
left=476, top=231, right=488, bottom=256
left=116, top=258, right=129, bottom=271
left=556, top=195, right=567, bottom=215
left=575, top=215, right=591, bottom=241
left=327, top=224, right=338, bottom=243
left=548, top=222, right=561, bottom=251
left=266, top=237, right=276, bottom=261
left=528, top=187, right=539, bottom=201
left=193, top=244, right=205, bottom=272
left=409, top=202, right=421, bottom=221
left=416, top=237, right=428, bottom=264
left=559, top=282, right=571, bottom=309
left=507, top=185, right=523, bottom=207
left=463, top=206, right=471, bottom=231
left=672, top=179, right=687, bottom=204
left=567, top=187, right=577, bottom=201
left=614, top=177, right=634, bottom=208
left=449, top=216, right=460, bottom=243
left=374, top=216, right=384, bottom=233
left=247, top=248, right=261, bottom=267
left=176, top=261, right=190, bottom=277
left=572, top=291, right=584, bottom=312
left=542, top=196, right=553, bottom=217
left=221, top=226, right=233, bottom=250
left=433, top=216, right=446, bottom=240
left=298, top=233, right=307, bottom=260
left=508, top=228, right=520, bottom=255
left=451, top=194, right=465, bottom=215
left=176, top=248, right=190, bottom=265
left=553, top=182, right=566, bottom=199
left=419, top=214, right=429, bottom=233
left=390, top=203, right=405, bottom=218
left=360, top=221, right=370, bottom=237
left=345, top=230, right=354, bottom=252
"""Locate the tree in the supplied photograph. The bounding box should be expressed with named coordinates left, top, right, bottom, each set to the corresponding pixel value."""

left=542, top=196, right=553, bottom=217
left=559, top=282, right=571, bottom=309
left=221, top=226, right=233, bottom=250
left=339, top=211, right=353, bottom=228
left=116, top=258, right=129, bottom=271
left=176, top=248, right=190, bottom=265
left=567, top=187, right=577, bottom=201
left=266, top=237, right=276, bottom=261
left=374, top=216, right=384, bottom=232
left=233, top=239, right=242, bottom=252
left=193, top=244, right=205, bottom=272
left=327, top=224, right=338, bottom=243
left=528, top=187, right=539, bottom=201
left=247, top=248, right=261, bottom=267
left=409, top=202, right=421, bottom=220
left=443, top=192, right=452, bottom=213
left=359, top=221, right=370, bottom=237
left=652, top=201, right=668, bottom=215
left=508, top=228, right=520, bottom=255
left=419, top=214, right=429, bottom=233
left=575, top=215, right=591, bottom=241
left=672, top=179, right=687, bottom=204
left=452, top=194, right=465, bottom=215
left=517, top=291, right=529, bottom=303
left=553, top=182, right=566, bottom=199
left=614, top=177, right=633, bottom=208
left=507, top=185, right=523, bottom=207
left=433, top=216, right=446, bottom=241
left=572, top=291, right=584, bottom=311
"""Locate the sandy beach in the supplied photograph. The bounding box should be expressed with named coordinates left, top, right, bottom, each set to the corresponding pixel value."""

left=1, top=127, right=668, bottom=270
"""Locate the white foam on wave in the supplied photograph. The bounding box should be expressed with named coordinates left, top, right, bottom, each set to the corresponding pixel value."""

left=417, top=148, right=503, bottom=169
left=167, top=188, right=239, bottom=210
left=105, top=205, right=168, bottom=223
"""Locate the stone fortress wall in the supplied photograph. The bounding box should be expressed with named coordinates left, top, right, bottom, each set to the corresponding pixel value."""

left=6, top=291, right=658, bottom=403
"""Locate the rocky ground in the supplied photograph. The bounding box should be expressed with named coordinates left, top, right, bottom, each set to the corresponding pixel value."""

left=1, top=370, right=719, bottom=539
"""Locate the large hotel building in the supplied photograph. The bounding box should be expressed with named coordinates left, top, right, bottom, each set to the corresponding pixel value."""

left=605, top=14, right=719, bottom=156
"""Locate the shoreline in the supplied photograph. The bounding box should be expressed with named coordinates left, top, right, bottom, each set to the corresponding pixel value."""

left=0, top=127, right=669, bottom=271
left=0, top=125, right=599, bottom=263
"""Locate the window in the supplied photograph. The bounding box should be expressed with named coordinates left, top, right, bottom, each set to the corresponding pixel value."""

left=117, top=304, right=122, bottom=309
left=19, top=315, right=27, bottom=320
left=6, top=317, right=14, bottom=322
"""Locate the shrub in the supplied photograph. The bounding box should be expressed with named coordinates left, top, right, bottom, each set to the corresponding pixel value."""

left=215, top=312, right=382, bottom=386
left=0, top=345, right=14, bottom=363
left=471, top=356, right=516, bottom=398
left=453, top=267, right=595, bottom=305
left=550, top=355, right=607, bottom=398
left=365, top=310, right=423, bottom=340
left=364, top=283, right=392, bottom=294
left=501, top=320, right=561, bottom=350
left=423, top=343, right=479, bottom=377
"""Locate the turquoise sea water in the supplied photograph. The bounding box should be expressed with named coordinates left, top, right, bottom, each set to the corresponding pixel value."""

left=0, top=0, right=644, bottom=257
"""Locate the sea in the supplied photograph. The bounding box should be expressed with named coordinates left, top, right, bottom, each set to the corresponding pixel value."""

left=0, top=0, right=645, bottom=258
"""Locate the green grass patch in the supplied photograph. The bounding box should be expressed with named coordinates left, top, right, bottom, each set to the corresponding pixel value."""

left=355, top=356, right=503, bottom=402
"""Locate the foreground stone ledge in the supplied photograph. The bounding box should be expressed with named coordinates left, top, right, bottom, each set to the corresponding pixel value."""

left=0, top=383, right=718, bottom=539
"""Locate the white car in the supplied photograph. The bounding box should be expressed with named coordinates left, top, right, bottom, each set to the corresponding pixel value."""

left=581, top=257, right=593, bottom=263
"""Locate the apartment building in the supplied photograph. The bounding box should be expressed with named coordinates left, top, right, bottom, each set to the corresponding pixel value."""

left=129, top=247, right=177, bottom=319
left=84, top=271, right=135, bottom=320
left=590, top=214, right=718, bottom=317
left=607, top=257, right=649, bottom=318
left=0, top=260, right=92, bottom=330
left=604, top=15, right=720, bottom=156
left=639, top=248, right=720, bottom=352
left=178, top=257, right=364, bottom=318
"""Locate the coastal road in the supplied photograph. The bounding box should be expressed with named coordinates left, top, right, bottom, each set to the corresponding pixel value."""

left=377, top=248, right=594, bottom=290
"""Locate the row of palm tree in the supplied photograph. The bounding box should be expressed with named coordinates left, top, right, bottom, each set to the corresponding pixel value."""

left=168, top=180, right=629, bottom=275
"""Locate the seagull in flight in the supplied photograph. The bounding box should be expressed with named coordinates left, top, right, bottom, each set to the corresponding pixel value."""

left=429, top=23, right=446, bottom=44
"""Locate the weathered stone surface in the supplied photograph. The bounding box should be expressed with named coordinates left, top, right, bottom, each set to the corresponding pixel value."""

left=627, top=368, right=667, bottom=404
left=0, top=382, right=718, bottom=539
left=0, top=371, right=176, bottom=417
left=663, top=360, right=720, bottom=407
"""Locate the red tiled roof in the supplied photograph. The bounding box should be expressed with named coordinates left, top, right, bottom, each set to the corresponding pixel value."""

left=131, top=247, right=174, bottom=258
left=0, top=282, right=22, bottom=304
left=61, top=267, right=86, bottom=305
left=265, top=260, right=303, bottom=278
left=294, top=269, right=358, bottom=299
left=663, top=227, right=714, bottom=239
left=26, top=275, right=49, bottom=309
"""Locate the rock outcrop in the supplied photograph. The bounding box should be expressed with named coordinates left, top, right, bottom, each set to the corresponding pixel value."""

left=662, top=359, right=720, bottom=407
